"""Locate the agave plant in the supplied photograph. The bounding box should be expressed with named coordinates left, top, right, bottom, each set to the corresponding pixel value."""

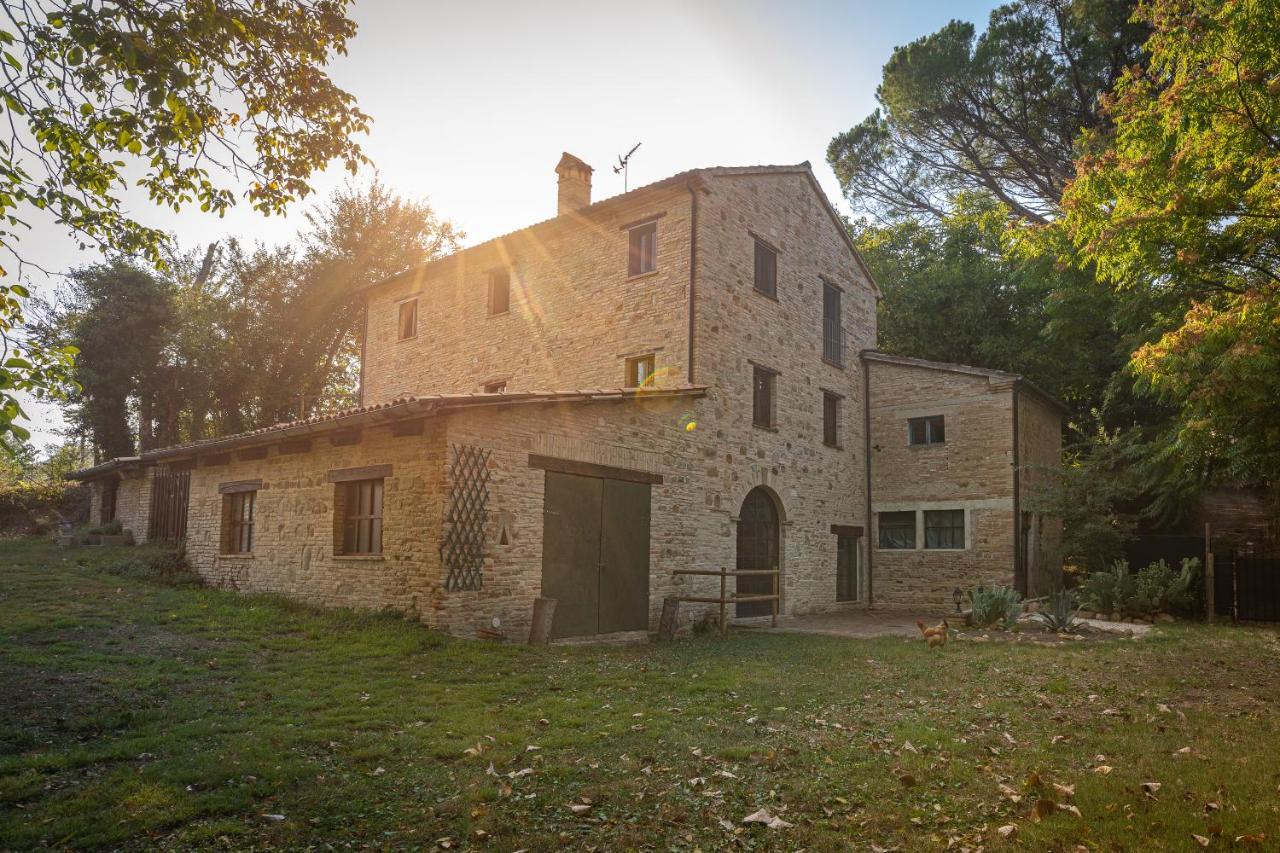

left=968, top=584, right=1023, bottom=630
left=1033, top=588, right=1082, bottom=633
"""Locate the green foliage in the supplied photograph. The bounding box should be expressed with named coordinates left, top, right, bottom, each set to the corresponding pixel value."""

left=1079, top=558, right=1201, bottom=618
left=99, top=542, right=199, bottom=587
left=968, top=584, right=1023, bottom=630
left=853, top=195, right=1125, bottom=418
left=1078, top=561, right=1135, bottom=616
left=828, top=0, right=1146, bottom=224
left=0, top=0, right=369, bottom=452
left=35, top=180, right=460, bottom=453
left=1058, top=0, right=1280, bottom=503
left=1032, top=588, right=1083, bottom=632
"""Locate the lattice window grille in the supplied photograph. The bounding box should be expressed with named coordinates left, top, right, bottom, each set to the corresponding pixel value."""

left=441, top=443, right=492, bottom=592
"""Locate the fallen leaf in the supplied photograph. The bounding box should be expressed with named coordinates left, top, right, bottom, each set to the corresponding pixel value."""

left=1093, top=765, right=1113, bottom=775
left=1062, top=804, right=1083, bottom=818
left=568, top=803, right=591, bottom=815
left=997, top=824, right=1017, bottom=839
left=1053, top=783, right=1076, bottom=800
left=1140, top=781, right=1161, bottom=799
left=742, top=808, right=792, bottom=829
left=898, top=773, right=916, bottom=788
left=1192, top=835, right=1210, bottom=847
left=1235, top=834, right=1267, bottom=846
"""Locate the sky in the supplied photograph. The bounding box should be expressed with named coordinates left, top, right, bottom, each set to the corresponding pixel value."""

left=13, top=0, right=1002, bottom=450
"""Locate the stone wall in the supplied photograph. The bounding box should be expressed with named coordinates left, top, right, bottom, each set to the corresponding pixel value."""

left=685, top=171, right=879, bottom=615
left=1018, top=389, right=1065, bottom=595
left=867, top=360, right=1019, bottom=608
left=184, top=424, right=447, bottom=616
left=87, top=468, right=153, bottom=539
left=361, top=184, right=693, bottom=403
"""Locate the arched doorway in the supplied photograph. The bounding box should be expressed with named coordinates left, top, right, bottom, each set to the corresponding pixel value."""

left=736, top=487, right=780, bottom=617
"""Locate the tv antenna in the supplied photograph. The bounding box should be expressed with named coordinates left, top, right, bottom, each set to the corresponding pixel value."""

left=613, top=142, right=642, bottom=191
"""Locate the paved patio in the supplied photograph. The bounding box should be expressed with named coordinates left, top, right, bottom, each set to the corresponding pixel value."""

left=737, top=608, right=954, bottom=639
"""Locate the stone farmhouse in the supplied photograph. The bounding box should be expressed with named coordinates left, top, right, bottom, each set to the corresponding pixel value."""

left=72, top=155, right=1064, bottom=640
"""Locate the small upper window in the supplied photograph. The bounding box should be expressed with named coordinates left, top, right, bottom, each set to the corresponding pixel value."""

left=752, top=365, right=776, bottom=429
left=924, top=509, right=965, bottom=549
left=878, top=511, right=916, bottom=550
left=625, top=354, right=656, bottom=388
left=822, top=281, right=842, bottom=366
left=489, top=270, right=511, bottom=315
left=908, top=415, right=946, bottom=446
left=753, top=238, right=777, bottom=298
left=397, top=299, right=417, bottom=340
left=483, top=380, right=507, bottom=394
left=628, top=222, right=657, bottom=277
left=823, top=391, right=841, bottom=447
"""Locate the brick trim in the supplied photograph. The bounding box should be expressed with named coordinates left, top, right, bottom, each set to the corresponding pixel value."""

left=327, top=464, right=393, bottom=483
left=528, top=454, right=662, bottom=485
left=219, top=479, right=263, bottom=494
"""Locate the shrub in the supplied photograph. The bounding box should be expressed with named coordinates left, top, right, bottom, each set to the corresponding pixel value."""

left=1033, top=588, right=1082, bottom=632
left=101, top=544, right=201, bottom=587
left=1079, top=558, right=1201, bottom=618
left=1078, top=560, right=1135, bottom=615
left=968, top=584, right=1023, bottom=629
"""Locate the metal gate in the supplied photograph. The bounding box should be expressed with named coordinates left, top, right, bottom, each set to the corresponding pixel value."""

left=541, top=471, right=651, bottom=639
left=148, top=469, right=190, bottom=542
left=1214, top=554, right=1280, bottom=622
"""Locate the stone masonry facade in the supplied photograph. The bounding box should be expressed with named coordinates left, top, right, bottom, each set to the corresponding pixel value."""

left=866, top=354, right=1063, bottom=607
left=73, top=156, right=1062, bottom=637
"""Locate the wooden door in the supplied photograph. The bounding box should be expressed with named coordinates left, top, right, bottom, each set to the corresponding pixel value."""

left=541, top=471, right=651, bottom=638
left=542, top=472, right=603, bottom=639
left=599, top=478, right=651, bottom=634
left=736, top=487, right=779, bottom=617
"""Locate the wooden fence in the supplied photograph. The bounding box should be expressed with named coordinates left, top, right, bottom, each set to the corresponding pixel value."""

left=148, top=469, right=190, bottom=542
left=669, top=567, right=780, bottom=633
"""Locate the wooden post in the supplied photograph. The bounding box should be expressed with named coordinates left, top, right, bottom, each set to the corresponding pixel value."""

left=528, top=597, right=556, bottom=645
left=719, top=567, right=727, bottom=634
left=1204, top=522, right=1215, bottom=623
left=658, top=597, right=680, bottom=641
left=771, top=569, right=779, bottom=628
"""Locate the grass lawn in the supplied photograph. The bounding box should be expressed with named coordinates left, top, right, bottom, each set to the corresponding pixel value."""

left=1, top=540, right=1278, bottom=851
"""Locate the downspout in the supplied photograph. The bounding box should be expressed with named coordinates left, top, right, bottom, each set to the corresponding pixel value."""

left=863, top=353, right=874, bottom=606
left=357, top=302, right=368, bottom=408
left=685, top=179, right=699, bottom=384
left=1012, top=380, right=1023, bottom=596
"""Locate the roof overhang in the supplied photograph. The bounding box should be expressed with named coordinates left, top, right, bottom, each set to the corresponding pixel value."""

left=69, top=386, right=709, bottom=476
left=65, top=456, right=143, bottom=482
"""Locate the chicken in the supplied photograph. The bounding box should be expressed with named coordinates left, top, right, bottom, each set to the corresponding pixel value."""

left=917, top=618, right=950, bottom=648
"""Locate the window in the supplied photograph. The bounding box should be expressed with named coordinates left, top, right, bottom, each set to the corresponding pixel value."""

left=878, top=511, right=916, bottom=549
left=625, top=354, right=656, bottom=388
left=482, top=380, right=507, bottom=394
left=822, top=281, right=842, bottom=365
left=338, top=478, right=383, bottom=555
left=836, top=533, right=861, bottom=602
left=100, top=478, right=118, bottom=524
left=628, top=221, right=657, bottom=277
left=488, top=269, right=510, bottom=315
left=908, top=415, right=946, bottom=446
left=397, top=299, right=417, bottom=340
left=823, top=391, right=841, bottom=447
left=221, top=491, right=255, bottom=554
left=752, top=365, right=776, bottom=428
left=753, top=238, right=777, bottom=297
left=925, top=509, right=965, bottom=549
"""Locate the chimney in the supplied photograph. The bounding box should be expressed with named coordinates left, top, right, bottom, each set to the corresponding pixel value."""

left=555, top=152, right=593, bottom=215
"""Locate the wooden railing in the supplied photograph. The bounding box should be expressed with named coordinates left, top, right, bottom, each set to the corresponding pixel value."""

left=669, top=567, right=780, bottom=633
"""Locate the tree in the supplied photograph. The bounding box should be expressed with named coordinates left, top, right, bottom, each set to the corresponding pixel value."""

left=1058, top=0, right=1280, bottom=502
left=0, top=0, right=369, bottom=449
left=61, top=260, right=171, bottom=459
left=827, top=0, right=1147, bottom=224
left=854, top=195, right=1125, bottom=418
